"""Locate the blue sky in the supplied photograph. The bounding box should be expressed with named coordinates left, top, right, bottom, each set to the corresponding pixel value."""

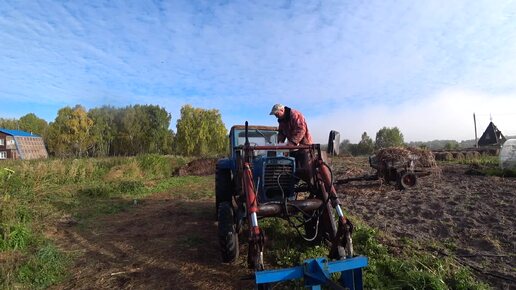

left=1, top=0, right=516, bottom=143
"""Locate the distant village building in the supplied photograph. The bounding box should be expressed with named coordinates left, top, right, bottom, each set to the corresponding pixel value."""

left=0, top=129, right=48, bottom=160
left=478, top=122, right=506, bottom=147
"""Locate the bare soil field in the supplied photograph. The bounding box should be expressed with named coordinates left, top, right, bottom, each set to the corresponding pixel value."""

left=49, top=157, right=514, bottom=289
left=334, top=157, right=515, bottom=289
left=50, top=193, right=255, bottom=290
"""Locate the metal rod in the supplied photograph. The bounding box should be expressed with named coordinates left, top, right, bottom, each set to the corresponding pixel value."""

left=234, top=144, right=313, bottom=151
left=335, top=205, right=344, bottom=217
left=251, top=212, right=258, bottom=227
left=473, top=113, right=478, bottom=148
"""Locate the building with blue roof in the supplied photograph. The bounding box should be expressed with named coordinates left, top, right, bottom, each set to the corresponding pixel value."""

left=0, top=128, right=48, bottom=160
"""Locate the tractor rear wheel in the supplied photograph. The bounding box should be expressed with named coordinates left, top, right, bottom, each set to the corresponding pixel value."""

left=217, top=201, right=239, bottom=263
left=215, top=166, right=233, bottom=219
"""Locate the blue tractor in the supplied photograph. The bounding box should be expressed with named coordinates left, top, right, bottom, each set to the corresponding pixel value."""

left=215, top=123, right=366, bottom=289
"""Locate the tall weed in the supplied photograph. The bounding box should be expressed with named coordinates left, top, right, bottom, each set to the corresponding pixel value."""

left=103, top=160, right=143, bottom=182
left=137, top=154, right=172, bottom=178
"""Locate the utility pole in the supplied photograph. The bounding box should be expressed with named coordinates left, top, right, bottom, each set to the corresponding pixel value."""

left=473, top=113, right=478, bottom=148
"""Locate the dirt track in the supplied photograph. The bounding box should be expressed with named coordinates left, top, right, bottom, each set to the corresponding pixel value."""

left=50, top=157, right=515, bottom=289
left=51, top=194, right=254, bottom=290
left=334, top=157, right=515, bottom=290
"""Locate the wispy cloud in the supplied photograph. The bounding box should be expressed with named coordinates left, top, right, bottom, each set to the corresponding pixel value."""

left=1, top=0, right=515, bottom=141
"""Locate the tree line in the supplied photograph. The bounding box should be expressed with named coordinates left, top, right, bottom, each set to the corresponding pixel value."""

left=339, top=127, right=405, bottom=156
left=338, top=126, right=504, bottom=156
left=0, top=104, right=228, bottom=157
left=3, top=107, right=488, bottom=158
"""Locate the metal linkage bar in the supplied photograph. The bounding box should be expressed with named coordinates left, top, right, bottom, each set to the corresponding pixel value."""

left=255, top=256, right=368, bottom=290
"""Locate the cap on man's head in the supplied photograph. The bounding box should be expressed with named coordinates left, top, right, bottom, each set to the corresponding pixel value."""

left=269, top=104, right=284, bottom=115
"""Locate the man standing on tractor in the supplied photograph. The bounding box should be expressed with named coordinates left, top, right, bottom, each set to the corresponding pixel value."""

left=270, top=104, right=313, bottom=176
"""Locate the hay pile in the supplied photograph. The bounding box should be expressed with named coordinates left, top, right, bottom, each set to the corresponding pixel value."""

left=376, top=147, right=438, bottom=169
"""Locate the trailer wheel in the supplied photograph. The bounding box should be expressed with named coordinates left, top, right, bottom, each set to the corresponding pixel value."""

left=215, top=166, right=233, bottom=219
left=397, top=171, right=417, bottom=190
left=218, top=201, right=239, bottom=263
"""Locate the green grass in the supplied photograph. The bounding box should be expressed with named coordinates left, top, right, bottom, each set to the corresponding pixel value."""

left=456, top=155, right=499, bottom=166
left=260, top=216, right=489, bottom=290
left=0, top=154, right=197, bottom=289
left=453, top=155, right=516, bottom=177
left=0, top=223, right=33, bottom=251
left=145, top=176, right=214, bottom=199
left=15, top=243, right=70, bottom=289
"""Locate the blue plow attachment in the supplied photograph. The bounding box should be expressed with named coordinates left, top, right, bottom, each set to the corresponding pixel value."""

left=255, top=256, right=368, bottom=290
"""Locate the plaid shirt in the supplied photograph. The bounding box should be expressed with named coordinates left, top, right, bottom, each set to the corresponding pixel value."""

left=278, top=107, right=313, bottom=145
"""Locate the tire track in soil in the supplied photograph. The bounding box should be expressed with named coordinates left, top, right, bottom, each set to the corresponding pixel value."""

left=51, top=194, right=254, bottom=290
left=335, top=159, right=515, bottom=290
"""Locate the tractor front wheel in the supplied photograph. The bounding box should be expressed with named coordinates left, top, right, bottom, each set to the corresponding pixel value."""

left=217, top=201, right=239, bottom=263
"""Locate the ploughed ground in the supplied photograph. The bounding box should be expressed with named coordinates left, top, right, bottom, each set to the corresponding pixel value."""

left=334, top=157, right=515, bottom=290
left=50, top=157, right=514, bottom=289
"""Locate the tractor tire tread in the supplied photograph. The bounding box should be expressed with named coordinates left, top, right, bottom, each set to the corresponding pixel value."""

left=215, top=166, right=233, bottom=217
left=218, top=201, right=239, bottom=263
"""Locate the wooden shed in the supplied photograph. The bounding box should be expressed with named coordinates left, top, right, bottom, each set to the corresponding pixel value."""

left=0, top=129, right=48, bottom=160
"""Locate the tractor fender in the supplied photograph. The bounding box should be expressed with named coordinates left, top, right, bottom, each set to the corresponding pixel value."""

left=216, top=158, right=233, bottom=170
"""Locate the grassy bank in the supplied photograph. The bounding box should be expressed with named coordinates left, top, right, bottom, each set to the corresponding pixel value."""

left=0, top=154, right=195, bottom=289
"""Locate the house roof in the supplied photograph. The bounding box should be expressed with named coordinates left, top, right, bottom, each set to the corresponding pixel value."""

left=0, top=128, right=41, bottom=137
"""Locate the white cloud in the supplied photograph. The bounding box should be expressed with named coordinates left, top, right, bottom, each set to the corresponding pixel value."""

left=1, top=0, right=516, bottom=136
left=310, top=88, right=516, bottom=143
